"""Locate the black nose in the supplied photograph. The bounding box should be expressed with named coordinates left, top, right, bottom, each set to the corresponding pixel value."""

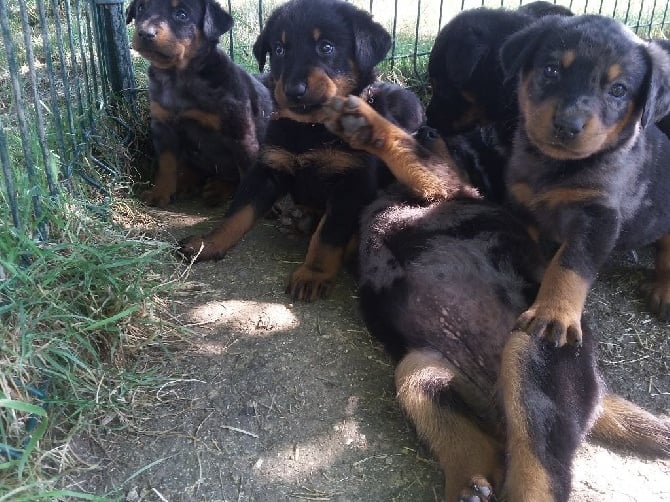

left=553, top=113, right=586, bottom=139
left=284, top=81, right=307, bottom=100
left=138, top=27, right=156, bottom=40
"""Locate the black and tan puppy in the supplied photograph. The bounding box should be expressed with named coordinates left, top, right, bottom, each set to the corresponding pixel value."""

left=426, top=2, right=572, bottom=138
left=178, top=0, right=425, bottom=301
left=323, top=95, right=670, bottom=502
left=500, top=15, right=670, bottom=347
left=425, top=2, right=572, bottom=201
left=126, top=0, right=272, bottom=208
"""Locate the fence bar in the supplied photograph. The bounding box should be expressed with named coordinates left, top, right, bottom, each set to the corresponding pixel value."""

left=19, top=0, right=58, bottom=197
left=0, top=118, right=21, bottom=231
left=0, top=0, right=46, bottom=239
left=36, top=0, right=71, bottom=175
left=92, top=0, right=135, bottom=103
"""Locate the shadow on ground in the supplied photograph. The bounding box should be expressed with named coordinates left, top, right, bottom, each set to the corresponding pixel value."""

left=71, top=200, right=668, bottom=501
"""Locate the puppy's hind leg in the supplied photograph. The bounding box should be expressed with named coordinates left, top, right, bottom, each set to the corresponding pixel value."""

left=396, top=349, right=504, bottom=501
left=500, top=326, right=600, bottom=502
left=590, top=393, right=670, bottom=458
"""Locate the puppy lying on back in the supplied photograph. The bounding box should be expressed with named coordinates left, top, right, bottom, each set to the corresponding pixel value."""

left=500, top=14, right=670, bottom=346
left=322, top=95, right=670, bottom=502
left=126, top=0, right=272, bottom=208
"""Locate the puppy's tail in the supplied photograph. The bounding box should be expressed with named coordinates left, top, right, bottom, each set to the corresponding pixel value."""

left=395, top=349, right=504, bottom=501
left=590, top=393, right=670, bottom=457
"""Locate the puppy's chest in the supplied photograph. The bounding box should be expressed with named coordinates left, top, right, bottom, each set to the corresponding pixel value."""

left=149, top=74, right=236, bottom=131
left=262, top=120, right=369, bottom=177
left=506, top=148, right=654, bottom=242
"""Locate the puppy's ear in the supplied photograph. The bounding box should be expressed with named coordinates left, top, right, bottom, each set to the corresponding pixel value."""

left=341, top=5, right=391, bottom=73
left=125, top=0, right=137, bottom=24
left=203, top=0, right=234, bottom=42
left=253, top=6, right=283, bottom=72
left=641, top=42, right=670, bottom=127
left=499, top=17, right=554, bottom=82
left=252, top=31, right=268, bottom=72
left=445, top=27, right=491, bottom=87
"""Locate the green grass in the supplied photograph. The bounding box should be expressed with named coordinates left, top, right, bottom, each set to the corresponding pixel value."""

left=1, top=2, right=181, bottom=497
left=0, top=190, right=183, bottom=498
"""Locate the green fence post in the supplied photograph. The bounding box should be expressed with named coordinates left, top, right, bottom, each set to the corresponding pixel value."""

left=92, top=0, right=135, bottom=104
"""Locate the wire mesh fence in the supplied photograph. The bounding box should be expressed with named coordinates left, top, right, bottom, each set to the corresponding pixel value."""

left=2, top=0, right=670, bottom=242
left=0, top=0, right=134, bottom=240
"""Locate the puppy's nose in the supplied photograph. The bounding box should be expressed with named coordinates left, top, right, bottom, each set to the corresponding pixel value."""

left=284, top=81, right=307, bottom=100
left=553, top=114, right=586, bottom=139
left=138, top=26, right=157, bottom=40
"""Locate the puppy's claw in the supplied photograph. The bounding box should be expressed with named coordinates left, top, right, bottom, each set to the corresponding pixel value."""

left=514, top=309, right=582, bottom=348
left=458, top=477, right=494, bottom=502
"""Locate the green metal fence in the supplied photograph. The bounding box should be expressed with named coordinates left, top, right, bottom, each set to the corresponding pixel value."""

left=0, top=0, right=133, bottom=240
left=2, top=0, right=670, bottom=243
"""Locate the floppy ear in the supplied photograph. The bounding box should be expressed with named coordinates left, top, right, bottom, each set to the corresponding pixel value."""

left=341, top=4, right=391, bottom=73
left=444, top=27, right=491, bottom=87
left=253, top=31, right=270, bottom=72
left=203, top=0, right=234, bottom=42
left=252, top=30, right=269, bottom=72
left=253, top=5, right=284, bottom=72
left=641, top=42, right=670, bottom=127
left=125, top=0, right=137, bottom=24
left=499, top=18, right=554, bottom=82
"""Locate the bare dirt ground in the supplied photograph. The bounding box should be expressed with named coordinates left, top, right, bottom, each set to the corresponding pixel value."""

left=71, top=200, right=669, bottom=501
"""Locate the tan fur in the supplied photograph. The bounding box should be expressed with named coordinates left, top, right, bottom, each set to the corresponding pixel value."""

left=180, top=204, right=257, bottom=261
left=150, top=100, right=173, bottom=123
left=520, top=74, right=639, bottom=160
left=179, top=109, right=222, bottom=130
left=324, top=96, right=477, bottom=202
left=288, top=215, right=344, bottom=301
left=395, top=350, right=504, bottom=500
left=499, top=332, right=554, bottom=501
left=591, top=393, right=670, bottom=455
left=141, top=152, right=179, bottom=208
left=517, top=245, right=590, bottom=346
left=561, top=50, right=576, bottom=68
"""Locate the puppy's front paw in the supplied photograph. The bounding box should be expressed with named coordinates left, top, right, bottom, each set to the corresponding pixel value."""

left=140, top=187, right=173, bottom=208
left=515, top=303, right=583, bottom=347
left=323, top=96, right=383, bottom=150
left=643, top=272, right=670, bottom=320
left=286, top=264, right=335, bottom=302
left=177, top=235, right=226, bottom=263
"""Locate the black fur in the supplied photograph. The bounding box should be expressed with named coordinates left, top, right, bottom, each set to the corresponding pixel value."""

left=425, top=2, right=573, bottom=202
left=321, top=95, right=669, bottom=501
left=177, top=0, right=425, bottom=302
left=500, top=14, right=670, bottom=345
left=126, top=0, right=272, bottom=208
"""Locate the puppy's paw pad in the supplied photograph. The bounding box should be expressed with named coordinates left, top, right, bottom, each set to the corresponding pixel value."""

left=340, top=114, right=369, bottom=134
left=458, top=477, right=494, bottom=502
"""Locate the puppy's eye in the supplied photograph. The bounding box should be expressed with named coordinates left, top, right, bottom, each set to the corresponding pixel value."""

left=543, top=64, right=559, bottom=79
left=317, top=40, right=334, bottom=56
left=274, top=42, right=285, bottom=57
left=173, top=8, right=189, bottom=22
left=136, top=3, right=144, bottom=14
left=609, top=83, right=627, bottom=98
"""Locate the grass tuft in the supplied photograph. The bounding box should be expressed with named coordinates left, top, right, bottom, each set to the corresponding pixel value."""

left=0, top=193, right=183, bottom=497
